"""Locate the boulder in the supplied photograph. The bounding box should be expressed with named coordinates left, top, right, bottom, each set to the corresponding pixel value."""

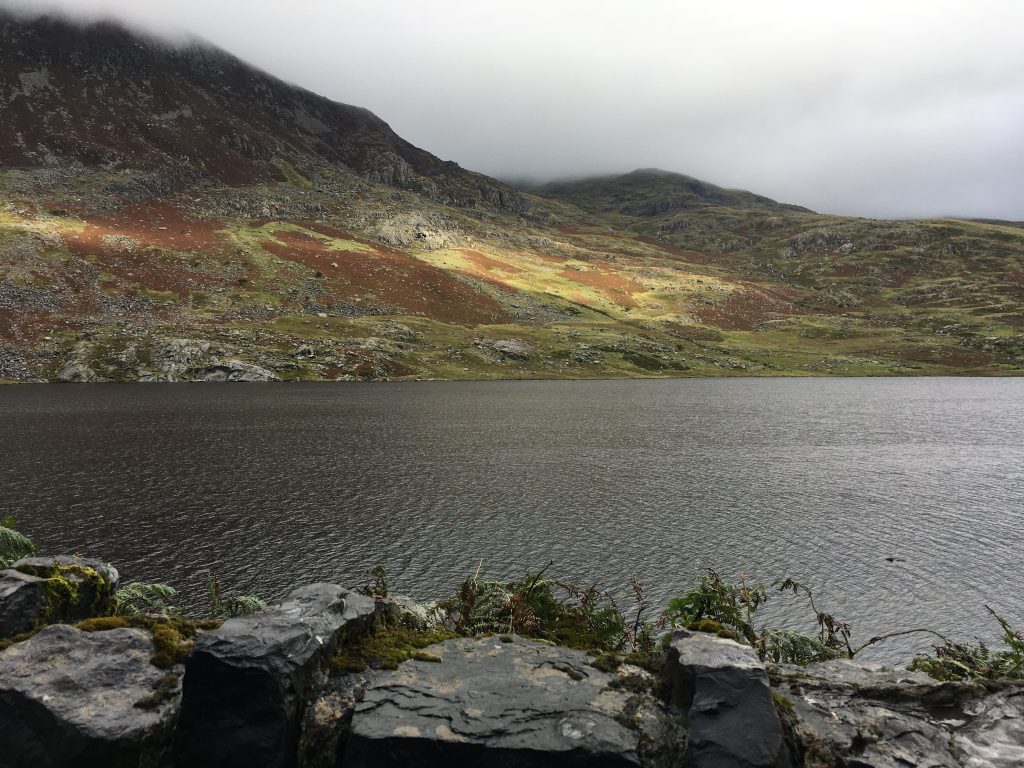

left=0, top=624, right=179, bottom=768
left=175, top=584, right=379, bottom=768
left=0, top=555, right=119, bottom=637
left=492, top=338, right=533, bottom=360
left=773, top=660, right=1024, bottom=767
left=342, top=635, right=681, bottom=768
left=12, top=555, right=119, bottom=591
left=664, top=629, right=787, bottom=768
left=376, top=593, right=442, bottom=629
left=56, top=362, right=96, bottom=383
left=0, top=569, right=48, bottom=638
left=199, top=360, right=279, bottom=382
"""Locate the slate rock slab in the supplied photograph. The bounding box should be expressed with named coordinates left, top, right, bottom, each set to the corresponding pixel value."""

left=0, top=568, right=48, bottom=638
left=774, top=660, right=1024, bottom=767
left=342, top=635, right=679, bottom=768
left=175, top=583, right=379, bottom=768
left=0, top=624, right=178, bottom=768
left=665, top=629, right=787, bottom=768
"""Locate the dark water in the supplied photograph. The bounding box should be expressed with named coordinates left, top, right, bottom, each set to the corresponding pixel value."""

left=2, top=378, right=1022, bottom=663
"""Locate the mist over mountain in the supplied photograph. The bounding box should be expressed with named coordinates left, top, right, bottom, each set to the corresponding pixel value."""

left=4, top=0, right=1023, bottom=220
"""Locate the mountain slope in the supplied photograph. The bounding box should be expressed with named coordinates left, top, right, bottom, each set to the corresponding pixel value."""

left=533, top=168, right=810, bottom=217
left=0, top=11, right=525, bottom=212
left=0, top=13, right=1022, bottom=382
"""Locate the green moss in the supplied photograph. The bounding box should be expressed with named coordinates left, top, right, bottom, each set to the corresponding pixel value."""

left=0, top=630, right=35, bottom=652
left=686, top=619, right=742, bottom=642
left=134, top=671, right=180, bottom=710
left=411, top=651, right=443, bottom=663
left=552, top=661, right=586, bottom=681
left=590, top=652, right=622, bottom=673
left=13, top=563, right=114, bottom=626
left=76, top=615, right=222, bottom=669
left=608, top=670, right=652, bottom=695
left=331, top=624, right=457, bottom=673
left=772, top=690, right=795, bottom=713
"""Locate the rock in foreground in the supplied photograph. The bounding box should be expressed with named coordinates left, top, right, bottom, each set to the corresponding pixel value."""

left=343, top=635, right=679, bottom=768
left=774, top=660, right=1024, bottom=768
left=0, top=555, right=119, bottom=637
left=0, top=624, right=178, bottom=768
left=1, top=565, right=1022, bottom=768
left=665, top=628, right=788, bottom=768
left=175, top=583, right=379, bottom=768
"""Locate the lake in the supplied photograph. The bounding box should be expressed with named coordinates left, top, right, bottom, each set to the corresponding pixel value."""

left=2, top=378, right=1022, bottom=663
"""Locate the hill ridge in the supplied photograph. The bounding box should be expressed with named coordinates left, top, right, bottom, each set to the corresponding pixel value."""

left=0, top=10, right=526, bottom=213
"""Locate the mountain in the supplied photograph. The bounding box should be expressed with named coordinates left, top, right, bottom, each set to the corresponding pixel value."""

left=0, top=11, right=525, bottom=212
left=532, top=168, right=810, bottom=216
left=0, top=13, right=1022, bottom=382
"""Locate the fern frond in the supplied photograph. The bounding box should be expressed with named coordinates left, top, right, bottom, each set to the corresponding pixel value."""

left=221, top=595, right=266, bottom=617
left=0, top=525, right=35, bottom=568
left=757, top=628, right=843, bottom=665
left=114, top=582, right=179, bottom=616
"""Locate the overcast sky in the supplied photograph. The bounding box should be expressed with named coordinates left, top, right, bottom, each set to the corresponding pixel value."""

left=7, top=0, right=1024, bottom=219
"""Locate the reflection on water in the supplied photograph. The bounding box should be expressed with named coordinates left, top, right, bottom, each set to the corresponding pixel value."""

left=2, top=377, right=1022, bottom=663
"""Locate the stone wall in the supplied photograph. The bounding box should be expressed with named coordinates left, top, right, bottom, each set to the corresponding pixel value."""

left=0, top=558, right=1021, bottom=767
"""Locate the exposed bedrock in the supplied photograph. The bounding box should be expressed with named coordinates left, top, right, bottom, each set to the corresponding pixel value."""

left=342, top=634, right=681, bottom=768
left=0, top=624, right=178, bottom=768
left=174, top=584, right=380, bottom=768
left=1, top=560, right=1022, bottom=768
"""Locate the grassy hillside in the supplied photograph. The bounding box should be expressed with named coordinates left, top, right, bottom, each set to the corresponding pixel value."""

left=2, top=163, right=1022, bottom=382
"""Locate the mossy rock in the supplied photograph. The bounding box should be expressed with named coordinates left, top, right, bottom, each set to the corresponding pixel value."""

left=77, top=614, right=222, bottom=669
left=1, top=556, right=119, bottom=637
left=332, top=623, right=457, bottom=673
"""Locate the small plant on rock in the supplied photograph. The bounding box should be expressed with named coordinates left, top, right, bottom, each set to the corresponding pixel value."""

left=909, top=607, right=1024, bottom=681
left=206, top=570, right=266, bottom=619
left=0, top=517, right=34, bottom=568
left=356, top=565, right=390, bottom=599
left=664, top=570, right=845, bottom=665
left=115, top=582, right=180, bottom=617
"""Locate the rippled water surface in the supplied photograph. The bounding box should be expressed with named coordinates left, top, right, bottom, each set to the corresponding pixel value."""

left=2, top=378, right=1022, bottom=662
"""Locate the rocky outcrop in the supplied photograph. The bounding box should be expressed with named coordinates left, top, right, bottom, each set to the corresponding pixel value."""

left=1, top=567, right=1022, bottom=768
left=373, top=212, right=460, bottom=249
left=0, top=624, right=179, bottom=768
left=141, top=338, right=280, bottom=382
left=343, top=635, right=680, bottom=768
left=773, top=660, right=1024, bottom=767
left=175, top=584, right=379, bottom=768
left=665, top=628, right=788, bottom=767
left=473, top=337, right=535, bottom=363
left=0, top=555, right=118, bottom=637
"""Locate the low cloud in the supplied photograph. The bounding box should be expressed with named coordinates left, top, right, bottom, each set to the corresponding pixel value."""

left=5, top=0, right=1024, bottom=219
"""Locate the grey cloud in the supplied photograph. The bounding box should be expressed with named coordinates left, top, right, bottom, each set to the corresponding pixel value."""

left=4, top=0, right=1023, bottom=219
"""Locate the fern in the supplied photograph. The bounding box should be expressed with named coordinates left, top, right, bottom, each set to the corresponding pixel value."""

left=909, top=607, right=1024, bottom=681
left=218, top=595, right=267, bottom=618
left=757, top=628, right=843, bottom=665
left=664, top=570, right=765, bottom=645
left=206, top=570, right=265, bottom=618
left=114, top=582, right=179, bottom=616
left=436, top=563, right=631, bottom=652
left=0, top=521, right=35, bottom=568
